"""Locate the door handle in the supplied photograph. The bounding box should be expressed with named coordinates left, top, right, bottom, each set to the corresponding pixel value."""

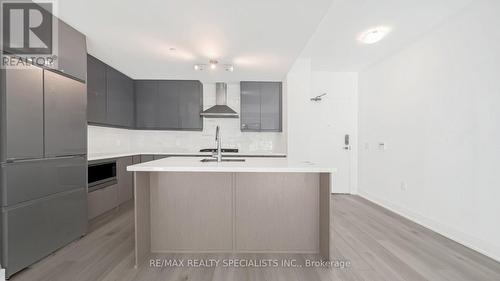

left=344, top=134, right=351, bottom=150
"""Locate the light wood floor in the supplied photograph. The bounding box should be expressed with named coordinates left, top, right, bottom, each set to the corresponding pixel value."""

left=11, top=195, right=500, bottom=281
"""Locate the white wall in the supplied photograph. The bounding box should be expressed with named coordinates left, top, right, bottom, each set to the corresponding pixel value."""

left=286, top=58, right=312, bottom=162
left=88, top=82, right=286, bottom=157
left=358, top=0, right=500, bottom=261
left=285, top=58, right=359, bottom=192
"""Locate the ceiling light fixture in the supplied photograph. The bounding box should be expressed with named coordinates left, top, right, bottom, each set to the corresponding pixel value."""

left=209, top=60, right=218, bottom=69
left=194, top=60, right=234, bottom=72
left=358, top=26, right=390, bottom=44
left=194, top=64, right=206, bottom=71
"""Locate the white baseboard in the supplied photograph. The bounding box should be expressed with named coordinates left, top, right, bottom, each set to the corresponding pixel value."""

left=358, top=191, right=500, bottom=263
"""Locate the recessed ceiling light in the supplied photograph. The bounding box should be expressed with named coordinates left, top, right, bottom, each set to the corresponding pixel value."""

left=358, top=26, right=390, bottom=44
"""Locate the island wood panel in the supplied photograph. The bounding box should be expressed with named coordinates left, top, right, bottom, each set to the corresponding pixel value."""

left=319, top=173, right=332, bottom=260
left=135, top=171, right=333, bottom=266
left=150, top=172, right=233, bottom=252
left=235, top=173, right=319, bottom=253
left=134, top=172, right=151, bottom=267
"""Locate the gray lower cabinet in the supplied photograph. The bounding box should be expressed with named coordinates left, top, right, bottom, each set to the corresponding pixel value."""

left=44, top=70, right=87, bottom=157
left=0, top=157, right=87, bottom=206
left=117, top=156, right=134, bottom=205
left=87, top=184, right=117, bottom=220
left=87, top=55, right=107, bottom=124
left=133, top=155, right=141, bottom=165
left=240, top=81, right=282, bottom=132
left=154, top=155, right=169, bottom=160
left=106, top=67, right=134, bottom=128
left=1, top=66, right=44, bottom=162
left=140, top=155, right=155, bottom=163
left=1, top=188, right=87, bottom=277
left=88, top=156, right=136, bottom=220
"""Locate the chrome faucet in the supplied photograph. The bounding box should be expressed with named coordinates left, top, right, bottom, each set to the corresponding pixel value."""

left=214, top=125, right=222, bottom=162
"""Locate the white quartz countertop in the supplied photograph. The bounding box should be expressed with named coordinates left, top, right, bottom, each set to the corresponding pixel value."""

left=88, top=152, right=287, bottom=161
left=88, top=153, right=139, bottom=161
left=127, top=156, right=336, bottom=173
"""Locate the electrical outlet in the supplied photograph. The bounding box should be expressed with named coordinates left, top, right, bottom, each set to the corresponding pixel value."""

left=400, top=181, right=407, bottom=191
left=364, top=142, right=370, bottom=150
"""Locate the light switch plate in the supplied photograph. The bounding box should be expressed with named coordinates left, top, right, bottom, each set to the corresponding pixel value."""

left=378, top=142, right=387, bottom=151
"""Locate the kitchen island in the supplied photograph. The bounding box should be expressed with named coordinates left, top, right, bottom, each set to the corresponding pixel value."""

left=127, top=157, right=336, bottom=267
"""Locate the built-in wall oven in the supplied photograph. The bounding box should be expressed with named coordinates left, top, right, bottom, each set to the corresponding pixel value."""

left=88, top=161, right=117, bottom=192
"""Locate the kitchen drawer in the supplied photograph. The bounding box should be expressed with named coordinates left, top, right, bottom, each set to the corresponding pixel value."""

left=1, top=188, right=87, bottom=277
left=0, top=156, right=87, bottom=207
left=88, top=184, right=118, bottom=220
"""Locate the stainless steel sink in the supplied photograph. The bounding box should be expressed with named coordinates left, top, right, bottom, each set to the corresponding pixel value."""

left=200, top=158, right=246, bottom=163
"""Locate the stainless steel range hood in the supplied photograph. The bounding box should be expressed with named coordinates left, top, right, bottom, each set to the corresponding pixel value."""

left=200, top=83, right=239, bottom=118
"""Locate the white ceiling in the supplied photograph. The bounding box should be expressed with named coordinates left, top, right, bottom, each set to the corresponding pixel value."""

left=57, top=0, right=333, bottom=82
left=301, top=0, right=474, bottom=72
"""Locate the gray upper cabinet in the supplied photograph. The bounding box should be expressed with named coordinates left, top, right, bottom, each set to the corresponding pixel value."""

left=135, top=80, right=157, bottom=129
left=241, top=81, right=282, bottom=132
left=157, top=81, right=180, bottom=129
left=54, top=19, right=87, bottom=82
left=135, top=80, right=202, bottom=131
left=240, top=82, right=261, bottom=131
left=178, top=81, right=203, bottom=130
left=44, top=70, right=87, bottom=157
left=88, top=61, right=203, bottom=131
left=1, top=66, right=44, bottom=162
left=86, top=55, right=134, bottom=129
left=260, top=82, right=282, bottom=131
left=87, top=55, right=107, bottom=124
left=106, top=67, right=134, bottom=128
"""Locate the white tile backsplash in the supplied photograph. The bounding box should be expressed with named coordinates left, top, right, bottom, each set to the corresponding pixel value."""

left=88, top=82, right=286, bottom=157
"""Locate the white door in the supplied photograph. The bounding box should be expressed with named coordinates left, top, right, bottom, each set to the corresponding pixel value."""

left=309, top=72, right=357, bottom=194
